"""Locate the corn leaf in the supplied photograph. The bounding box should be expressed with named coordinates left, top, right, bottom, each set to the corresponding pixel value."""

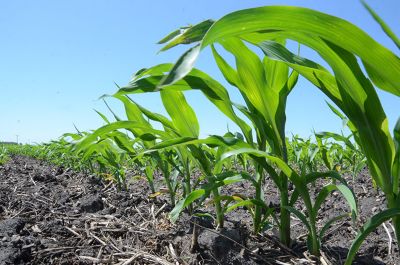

left=161, top=6, right=400, bottom=95
left=225, top=199, right=270, bottom=214
left=289, top=171, right=349, bottom=206
left=75, top=121, right=168, bottom=153
left=159, top=19, right=214, bottom=52
left=258, top=39, right=395, bottom=195
left=283, top=206, right=311, bottom=232
left=345, top=208, right=400, bottom=265
left=217, top=38, right=285, bottom=154
left=202, top=6, right=400, bottom=94
left=325, top=101, right=356, bottom=133
left=313, top=184, right=357, bottom=221
left=169, top=189, right=206, bottom=223
left=315, top=132, right=355, bottom=150
left=159, top=45, right=201, bottom=87
left=393, top=118, right=400, bottom=194
left=160, top=90, right=199, bottom=137
left=319, top=213, right=349, bottom=240
left=217, top=148, right=314, bottom=212
left=94, top=109, right=110, bottom=124
left=119, top=64, right=253, bottom=143
left=361, top=0, right=400, bottom=50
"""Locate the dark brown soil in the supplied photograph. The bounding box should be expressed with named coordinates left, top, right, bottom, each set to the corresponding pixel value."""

left=0, top=155, right=398, bottom=264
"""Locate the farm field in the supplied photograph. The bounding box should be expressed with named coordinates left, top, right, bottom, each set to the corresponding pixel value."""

left=0, top=154, right=398, bottom=264
left=2, top=1, right=400, bottom=265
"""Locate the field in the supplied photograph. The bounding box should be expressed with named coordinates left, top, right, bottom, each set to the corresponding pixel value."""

left=1, top=2, right=400, bottom=265
left=0, top=154, right=397, bottom=264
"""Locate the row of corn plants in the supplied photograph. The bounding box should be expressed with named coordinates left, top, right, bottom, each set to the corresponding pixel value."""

left=7, top=2, right=399, bottom=263
left=143, top=3, right=399, bottom=263
left=0, top=144, right=11, bottom=165
left=2, top=130, right=139, bottom=189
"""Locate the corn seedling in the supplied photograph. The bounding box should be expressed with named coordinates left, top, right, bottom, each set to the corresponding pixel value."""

left=0, top=145, right=10, bottom=165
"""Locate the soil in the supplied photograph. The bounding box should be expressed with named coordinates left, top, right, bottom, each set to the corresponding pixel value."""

left=0, top=155, right=398, bottom=264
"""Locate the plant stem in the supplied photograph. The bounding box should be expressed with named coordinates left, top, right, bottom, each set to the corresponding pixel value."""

left=392, top=216, right=400, bottom=249
left=254, top=164, right=263, bottom=233
left=280, top=175, right=291, bottom=246
left=387, top=194, right=400, bottom=248
left=184, top=163, right=193, bottom=214
left=190, top=217, right=199, bottom=253
left=309, top=214, right=320, bottom=256
left=212, top=187, right=224, bottom=228
left=280, top=139, right=291, bottom=246
left=163, top=168, right=175, bottom=207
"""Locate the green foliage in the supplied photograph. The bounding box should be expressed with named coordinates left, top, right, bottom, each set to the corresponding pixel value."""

left=0, top=145, right=10, bottom=165
left=10, top=2, right=399, bottom=263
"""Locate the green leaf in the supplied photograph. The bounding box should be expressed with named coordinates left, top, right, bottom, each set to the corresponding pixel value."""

left=75, top=121, right=168, bottom=152
left=217, top=171, right=257, bottom=186
left=157, top=29, right=182, bottom=44
left=217, top=147, right=314, bottom=212
left=217, top=38, right=286, bottom=155
left=319, top=213, right=349, bottom=240
left=361, top=0, right=400, bottom=50
left=313, top=184, right=357, bottom=222
left=225, top=199, right=270, bottom=214
left=119, top=64, right=253, bottom=143
left=109, top=131, right=137, bottom=154
left=315, top=136, right=332, bottom=170
left=103, top=99, right=121, bottom=121
left=202, top=6, right=400, bottom=95
left=159, top=19, right=214, bottom=52
left=258, top=40, right=341, bottom=105
left=345, top=208, right=400, bottom=265
left=112, top=95, right=150, bottom=125
left=143, top=134, right=249, bottom=153
left=393, top=118, right=400, bottom=195
left=163, top=6, right=400, bottom=96
left=159, top=45, right=201, bottom=87
left=325, top=101, right=356, bottom=132
left=304, top=171, right=348, bottom=186
left=283, top=206, right=311, bottom=232
left=169, top=189, right=206, bottom=223
left=258, top=38, right=395, bottom=195
left=211, top=44, right=241, bottom=87
left=94, top=109, right=110, bottom=124
left=323, top=42, right=395, bottom=195
left=113, top=92, right=178, bottom=135
left=108, top=94, right=157, bottom=147
left=158, top=10, right=398, bottom=196
left=315, top=131, right=355, bottom=150
left=160, top=90, right=199, bottom=137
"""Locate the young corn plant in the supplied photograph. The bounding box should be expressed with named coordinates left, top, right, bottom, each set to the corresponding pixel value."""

left=75, top=97, right=177, bottom=205
left=315, top=134, right=343, bottom=172
left=119, top=56, right=359, bottom=257
left=0, top=145, right=10, bottom=165
left=119, top=48, right=298, bottom=244
left=315, top=131, right=367, bottom=181
left=288, top=135, right=320, bottom=175
left=77, top=89, right=237, bottom=227
left=148, top=3, right=400, bottom=260
left=214, top=145, right=357, bottom=256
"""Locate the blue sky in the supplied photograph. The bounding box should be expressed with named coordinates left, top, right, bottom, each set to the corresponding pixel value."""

left=1, top=0, right=399, bottom=144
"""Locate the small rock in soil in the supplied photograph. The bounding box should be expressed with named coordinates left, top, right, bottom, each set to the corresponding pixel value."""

left=79, top=194, right=104, bottom=213
left=0, top=218, right=25, bottom=237
left=198, top=227, right=242, bottom=262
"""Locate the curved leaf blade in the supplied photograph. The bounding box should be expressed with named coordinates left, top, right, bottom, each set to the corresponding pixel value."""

left=345, top=208, right=400, bottom=265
